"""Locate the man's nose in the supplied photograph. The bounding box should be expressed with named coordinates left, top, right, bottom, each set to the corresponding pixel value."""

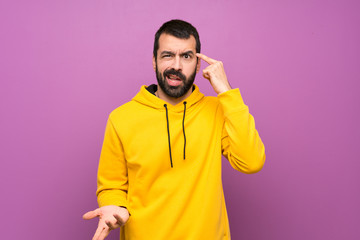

left=172, top=55, right=182, bottom=71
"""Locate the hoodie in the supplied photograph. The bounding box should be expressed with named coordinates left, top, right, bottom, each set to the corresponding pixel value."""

left=96, top=84, right=266, bottom=240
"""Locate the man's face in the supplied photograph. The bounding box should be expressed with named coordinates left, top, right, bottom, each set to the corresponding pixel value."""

left=153, top=34, right=200, bottom=98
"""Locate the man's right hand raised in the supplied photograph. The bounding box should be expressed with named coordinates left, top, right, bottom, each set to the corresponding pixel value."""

left=83, top=205, right=130, bottom=240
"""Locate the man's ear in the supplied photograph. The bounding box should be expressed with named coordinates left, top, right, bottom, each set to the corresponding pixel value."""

left=152, top=56, right=156, bottom=71
left=196, top=57, right=201, bottom=73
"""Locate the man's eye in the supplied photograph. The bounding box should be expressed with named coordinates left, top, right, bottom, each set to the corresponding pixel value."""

left=183, top=54, right=190, bottom=59
left=163, top=55, right=171, bottom=58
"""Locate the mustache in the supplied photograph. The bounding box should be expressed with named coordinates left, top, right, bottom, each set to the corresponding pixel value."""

left=163, top=69, right=186, bottom=81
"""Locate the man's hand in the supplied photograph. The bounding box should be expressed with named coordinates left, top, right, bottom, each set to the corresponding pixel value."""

left=83, top=205, right=130, bottom=240
left=196, top=53, right=232, bottom=95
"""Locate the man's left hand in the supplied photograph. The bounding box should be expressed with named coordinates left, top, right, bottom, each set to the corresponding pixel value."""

left=196, top=53, right=232, bottom=94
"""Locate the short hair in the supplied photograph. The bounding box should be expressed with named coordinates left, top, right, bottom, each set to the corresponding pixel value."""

left=153, top=19, right=201, bottom=59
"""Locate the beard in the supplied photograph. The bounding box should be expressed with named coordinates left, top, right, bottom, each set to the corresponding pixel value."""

left=155, top=64, right=197, bottom=98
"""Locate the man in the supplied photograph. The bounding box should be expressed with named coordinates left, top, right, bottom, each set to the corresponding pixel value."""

left=83, top=19, right=265, bottom=240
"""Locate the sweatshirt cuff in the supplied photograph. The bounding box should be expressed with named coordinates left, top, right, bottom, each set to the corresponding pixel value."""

left=217, top=88, right=247, bottom=116
left=97, top=190, right=128, bottom=208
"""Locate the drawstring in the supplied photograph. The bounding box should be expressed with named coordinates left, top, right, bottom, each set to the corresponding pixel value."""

left=182, top=101, right=187, bottom=160
left=163, top=101, right=187, bottom=168
left=164, top=104, right=173, bottom=168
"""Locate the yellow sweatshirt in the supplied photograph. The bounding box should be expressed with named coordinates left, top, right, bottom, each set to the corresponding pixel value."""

left=97, top=84, right=265, bottom=240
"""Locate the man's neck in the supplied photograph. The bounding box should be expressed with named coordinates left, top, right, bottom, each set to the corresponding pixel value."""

left=156, top=85, right=193, bottom=106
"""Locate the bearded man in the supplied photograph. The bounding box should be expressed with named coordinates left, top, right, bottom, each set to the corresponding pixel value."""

left=83, top=19, right=266, bottom=240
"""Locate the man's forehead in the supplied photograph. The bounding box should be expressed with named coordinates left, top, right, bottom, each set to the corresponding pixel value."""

left=158, top=33, right=196, bottom=53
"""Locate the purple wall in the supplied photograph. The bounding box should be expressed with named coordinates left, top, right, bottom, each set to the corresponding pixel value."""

left=1, top=0, right=359, bottom=239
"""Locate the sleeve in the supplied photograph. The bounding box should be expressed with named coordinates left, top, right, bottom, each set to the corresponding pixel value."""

left=96, top=115, right=129, bottom=208
left=218, top=88, right=266, bottom=174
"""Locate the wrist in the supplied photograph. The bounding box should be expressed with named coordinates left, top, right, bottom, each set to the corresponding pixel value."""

left=216, top=83, right=232, bottom=95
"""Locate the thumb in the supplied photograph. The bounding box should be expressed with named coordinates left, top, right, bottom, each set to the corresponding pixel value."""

left=82, top=208, right=101, bottom=220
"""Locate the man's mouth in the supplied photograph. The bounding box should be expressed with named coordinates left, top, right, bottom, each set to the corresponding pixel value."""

left=166, top=74, right=183, bottom=86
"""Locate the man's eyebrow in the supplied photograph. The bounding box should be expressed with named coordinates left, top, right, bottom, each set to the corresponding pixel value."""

left=180, top=51, right=195, bottom=56
left=160, top=51, right=175, bottom=55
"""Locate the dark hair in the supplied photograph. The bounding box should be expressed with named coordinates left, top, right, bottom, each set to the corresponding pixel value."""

left=153, top=19, right=201, bottom=59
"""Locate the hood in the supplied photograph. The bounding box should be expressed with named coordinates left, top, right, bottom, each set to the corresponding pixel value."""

left=132, top=84, right=204, bottom=113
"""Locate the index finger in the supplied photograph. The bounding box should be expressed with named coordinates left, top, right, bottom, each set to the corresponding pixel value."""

left=93, top=225, right=107, bottom=240
left=97, top=227, right=111, bottom=240
left=196, top=53, right=217, bottom=65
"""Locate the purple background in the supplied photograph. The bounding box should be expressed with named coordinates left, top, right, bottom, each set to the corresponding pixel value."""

left=1, top=0, right=359, bottom=239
